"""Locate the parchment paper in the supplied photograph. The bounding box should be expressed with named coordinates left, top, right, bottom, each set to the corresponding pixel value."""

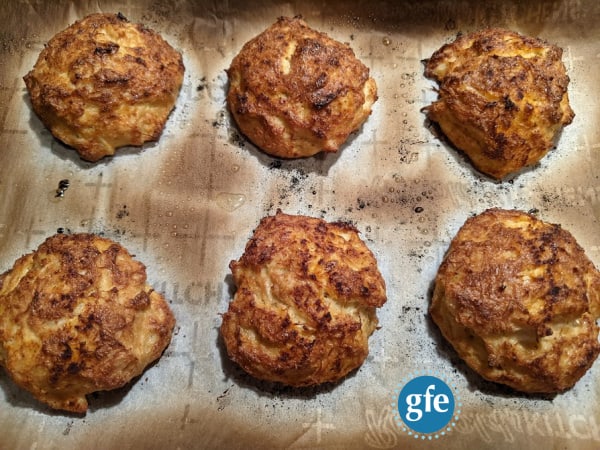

left=1, top=0, right=599, bottom=448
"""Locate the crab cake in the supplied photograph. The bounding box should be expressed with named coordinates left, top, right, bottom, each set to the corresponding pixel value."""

left=23, top=12, right=184, bottom=162
left=431, top=208, right=600, bottom=393
left=0, top=233, right=175, bottom=413
left=226, top=16, right=377, bottom=159
left=220, top=211, right=387, bottom=386
left=424, top=28, right=574, bottom=179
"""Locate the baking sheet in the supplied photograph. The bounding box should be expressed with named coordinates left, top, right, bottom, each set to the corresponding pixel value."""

left=1, top=0, right=600, bottom=448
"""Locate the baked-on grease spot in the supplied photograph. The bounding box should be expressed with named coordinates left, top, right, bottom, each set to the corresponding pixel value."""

left=197, top=76, right=207, bottom=91
left=116, top=204, right=129, bottom=219
left=55, top=179, right=70, bottom=198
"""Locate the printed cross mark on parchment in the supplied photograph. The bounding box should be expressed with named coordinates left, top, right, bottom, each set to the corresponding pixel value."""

left=180, top=403, right=199, bottom=431
left=564, top=45, right=585, bottom=72
left=367, top=126, right=393, bottom=159
left=302, top=407, right=335, bottom=444
left=0, top=77, right=29, bottom=135
left=575, top=134, right=600, bottom=165
left=23, top=217, right=48, bottom=248
left=371, top=345, right=399, bottom=373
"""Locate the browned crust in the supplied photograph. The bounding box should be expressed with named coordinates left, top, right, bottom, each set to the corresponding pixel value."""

left=0, top=233, right=175, bottom=413
left=220, top=211, right=387, bottom=386
left=424, top=28, right=574, bottom=179
left=226, top=16, right=377, bottom=158
left=23, top=13, right=184, bottom=162
left=430, top=208, right=600, bottom=393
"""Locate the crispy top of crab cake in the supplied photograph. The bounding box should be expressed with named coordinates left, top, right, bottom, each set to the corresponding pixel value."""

left=424, top=28, right=574, bottom=179
left=0, top=233, right=175, bottom=413
left=24, top=13, right=184, bottom=162
left=220, top=211, right=387, bottom=386
left=430, top=208, right=600, bottom=393
left=227, top=16, right=377, bottom=159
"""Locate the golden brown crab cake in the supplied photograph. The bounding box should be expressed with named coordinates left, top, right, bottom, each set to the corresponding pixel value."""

left=424, top=28, right=574, bottom=179
left=0, top=233, right=175, bottom=413
left=220, top=211, right=387, bottom=386
left=23, top=12, right=184, bottom=162
left=226, top=16, right=377, bottom=159
left=430, top=208, right=600, bottom=393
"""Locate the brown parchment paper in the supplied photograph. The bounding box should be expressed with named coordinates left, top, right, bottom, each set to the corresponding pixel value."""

left=1, top=0, right=600, bottom=448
